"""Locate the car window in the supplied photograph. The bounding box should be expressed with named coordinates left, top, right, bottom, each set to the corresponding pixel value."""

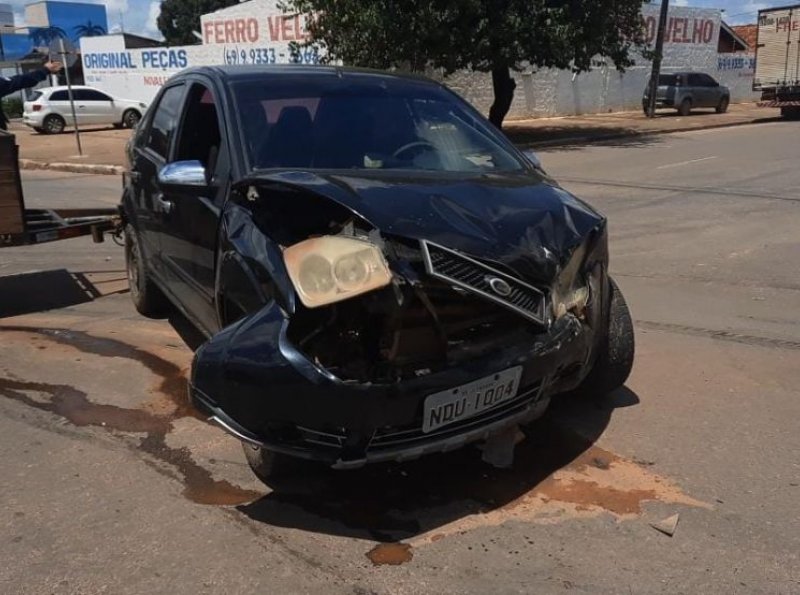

left=71, top=89, right=91, bottom=101
left=49, top=90, right=68, bottom=101
left=687, top=74, right=703, bottom=87
left=658, top=74, right=677, bottom=86
left=174, top=83, right=223, bottom=176
left=146, top=84, right=185, bottom=159
left=233, top=78, right=524, bottom=173
left=700, top=74, right=717, bottom=87
left=28, top=91, right=42, bottom=101
left=82, top=90, right=112, bottom=101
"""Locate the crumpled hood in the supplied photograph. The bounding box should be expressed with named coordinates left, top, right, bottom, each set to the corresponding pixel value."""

left=242, top=170, right=606, bottom=281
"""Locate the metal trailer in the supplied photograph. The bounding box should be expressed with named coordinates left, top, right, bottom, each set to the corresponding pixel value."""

left=754, top=4, right=800, bottom=118
left=0, top=130, right=118, bottom=247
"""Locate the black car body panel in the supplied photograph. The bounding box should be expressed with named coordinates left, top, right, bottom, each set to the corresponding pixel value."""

left=122, top=65, right=618, bottom=468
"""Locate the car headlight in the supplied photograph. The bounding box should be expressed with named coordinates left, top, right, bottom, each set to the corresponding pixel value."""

left=283, top=236, right=392, bottom=308
left=552, top=247, right=590, bottom=320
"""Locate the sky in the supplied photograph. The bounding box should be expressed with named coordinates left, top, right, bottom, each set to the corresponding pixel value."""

left=3, top=0, right=794, bottom=42
left=6, top=0, right=162, bottom=39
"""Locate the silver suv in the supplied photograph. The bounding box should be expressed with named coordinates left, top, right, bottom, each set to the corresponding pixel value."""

left=643, top=72, right=730, bottom=116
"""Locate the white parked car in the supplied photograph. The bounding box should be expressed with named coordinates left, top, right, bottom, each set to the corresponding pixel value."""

left=22, top=86, right=147, bottom=134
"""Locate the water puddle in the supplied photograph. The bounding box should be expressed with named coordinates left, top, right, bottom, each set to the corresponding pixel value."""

left=0, top=326, right=259, bottom=506
left=366, top=543, right=413, bottom=566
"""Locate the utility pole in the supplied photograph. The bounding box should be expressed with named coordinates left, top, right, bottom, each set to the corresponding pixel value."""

left=647, top=0, right=670, bottom=118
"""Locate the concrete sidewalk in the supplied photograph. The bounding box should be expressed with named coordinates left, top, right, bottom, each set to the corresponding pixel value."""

left=8, top=102, right=781, bottom=175
left=504, top=102, right=781, bottom=148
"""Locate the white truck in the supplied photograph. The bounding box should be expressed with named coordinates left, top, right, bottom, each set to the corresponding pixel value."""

left=754, top=4, right=800, bottom=118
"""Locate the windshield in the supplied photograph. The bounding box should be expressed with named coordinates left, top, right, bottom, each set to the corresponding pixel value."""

left=233, top=76, right=524, bottom=173
left=27, top=91, right=42, bottom=101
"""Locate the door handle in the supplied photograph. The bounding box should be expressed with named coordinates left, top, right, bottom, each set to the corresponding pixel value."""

left=153, top=192, right=174, bottom=215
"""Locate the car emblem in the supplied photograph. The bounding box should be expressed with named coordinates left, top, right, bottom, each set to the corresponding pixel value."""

left=486, top=276, right=512, bottom=297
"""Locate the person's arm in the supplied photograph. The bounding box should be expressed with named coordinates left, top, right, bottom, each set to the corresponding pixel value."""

left=0, top=62, right=63, bottom=97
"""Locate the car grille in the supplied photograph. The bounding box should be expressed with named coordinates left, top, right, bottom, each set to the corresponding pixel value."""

left=421, top=240, right=547, bottom=325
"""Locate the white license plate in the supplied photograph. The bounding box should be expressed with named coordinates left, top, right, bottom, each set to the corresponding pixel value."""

left=422, top=366, right=523, bottom=434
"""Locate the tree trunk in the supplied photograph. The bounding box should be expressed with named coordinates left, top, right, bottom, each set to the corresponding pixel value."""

left=489, top=65, right=516, bottom=130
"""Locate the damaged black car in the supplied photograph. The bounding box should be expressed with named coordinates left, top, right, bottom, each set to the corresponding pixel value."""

left=121, top=65, right=634, bottom=481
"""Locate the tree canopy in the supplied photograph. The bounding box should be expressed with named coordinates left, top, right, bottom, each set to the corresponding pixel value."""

left=157, top=0, right=239, bottom=45
left=284, top=0, right=648, bottom=127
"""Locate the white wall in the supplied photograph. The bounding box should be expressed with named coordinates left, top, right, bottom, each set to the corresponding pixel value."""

left=81, top=1, right=759, bottom=116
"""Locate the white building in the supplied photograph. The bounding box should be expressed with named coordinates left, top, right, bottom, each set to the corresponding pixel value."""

left=80, top=0, right=759, bottom=118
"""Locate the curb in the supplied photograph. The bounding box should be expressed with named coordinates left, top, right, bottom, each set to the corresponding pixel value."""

left=515, top=117, right=780, bottom=150
left=19, top=159, right=124, bottom=176
left=16, top=115, right=779, bottom=173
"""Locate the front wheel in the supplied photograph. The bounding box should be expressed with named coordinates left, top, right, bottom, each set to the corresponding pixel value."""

left=578, top=278, right=635, bottom=397
left=678, top=98, right=692, bottom=117
left=242, top=443, right=312, bottom=484
left=716, top=97, right=730, bottom=114
left=125, top=223, right=168, bottom=316
left=122, top=109, right=141, bottom=129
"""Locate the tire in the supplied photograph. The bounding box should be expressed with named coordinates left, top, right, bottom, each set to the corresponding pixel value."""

left=113, top=122, right=124, bottom=129
left=122, top=109, right=141, bottom=129
left=125, top=223, right=168, bottom=316
left=43, top=114, right=65, bottom=134
left=578, top=278, right=635, bottom=398
left=716, top=96, right=729, bottom=114
left=242, top=443, right=310, bottom=484
left=781, top=106, right=800, bottom=120
left=678, top=98, right=692, bottom=117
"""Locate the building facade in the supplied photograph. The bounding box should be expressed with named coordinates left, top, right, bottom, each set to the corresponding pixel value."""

left=80, top=0, right=759, bottom=117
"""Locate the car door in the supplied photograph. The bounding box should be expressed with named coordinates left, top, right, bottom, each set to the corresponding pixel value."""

left=47, top=89, right=74, bottom=124
left=129, top=83, right=187, bottom=284
left=81, top=89, right=116, bottom=125
left=156, top=79, right=230, bottom=333
left=700, top=74, right=722, bottom=107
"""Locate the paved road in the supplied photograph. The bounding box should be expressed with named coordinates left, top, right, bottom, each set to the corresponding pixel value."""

left=1, top=123, right=798, bottom=594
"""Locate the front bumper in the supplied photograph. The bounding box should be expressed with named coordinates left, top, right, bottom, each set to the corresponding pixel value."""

left=190, top=299, right=603, bottom=468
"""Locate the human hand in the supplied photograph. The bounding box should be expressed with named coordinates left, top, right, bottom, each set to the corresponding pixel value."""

left=44, top=61, right=63, bottom=73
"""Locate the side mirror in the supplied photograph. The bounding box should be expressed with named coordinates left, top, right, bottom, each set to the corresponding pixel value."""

left=158, top=160, right=207, bottom=187
left=523, top=149, right=543, bottom=171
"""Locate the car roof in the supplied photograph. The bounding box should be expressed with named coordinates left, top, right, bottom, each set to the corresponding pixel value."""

left=175, top=64, right=443, bottom=88
left=41, top=85, right=105, bottom=93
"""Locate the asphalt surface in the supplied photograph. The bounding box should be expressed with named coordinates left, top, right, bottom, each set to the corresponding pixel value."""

left=1, top=122, right=799, bottom=594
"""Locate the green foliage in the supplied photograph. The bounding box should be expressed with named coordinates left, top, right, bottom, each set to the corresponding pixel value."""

left=283, top=0, right=648, bottom=126
left=286, top=0, right=646, bottom=73
left=157, top=0, right=239, bottom=45
left=2, top=97, right=23, bottom=118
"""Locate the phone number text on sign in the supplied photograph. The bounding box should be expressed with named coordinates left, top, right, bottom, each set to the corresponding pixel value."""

left=222, top=46, right=320, bottom=66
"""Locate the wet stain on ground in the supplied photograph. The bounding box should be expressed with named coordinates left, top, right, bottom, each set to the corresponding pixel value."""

left=0, top=326, right=200, bottom=420
left=366, top=543, right=413, bottom=566
left=0, top=327, right=260, bottom=507
left=240, top=414, right=706, bottom=552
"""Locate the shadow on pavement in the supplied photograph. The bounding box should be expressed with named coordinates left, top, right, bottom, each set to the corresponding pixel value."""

left=0, top=268, right=127, bottom=318
left=505, top=124, right=665, bottom=152
left=237, top=387, right=640, bottom=542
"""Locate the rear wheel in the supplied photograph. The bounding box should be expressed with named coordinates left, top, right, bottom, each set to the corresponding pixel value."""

left=578, top=278, right=635, bottom=398
left=43, top=114, right=65, bottom=134
left=242, top=443, right=311, bottom=484
left=122, top=109, right=141, bottom=129
left=678, top=98, right=692, bottom=117
left=716, top=96, right=730, bottom=114
left=125, top=223, right=168, bottom=316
